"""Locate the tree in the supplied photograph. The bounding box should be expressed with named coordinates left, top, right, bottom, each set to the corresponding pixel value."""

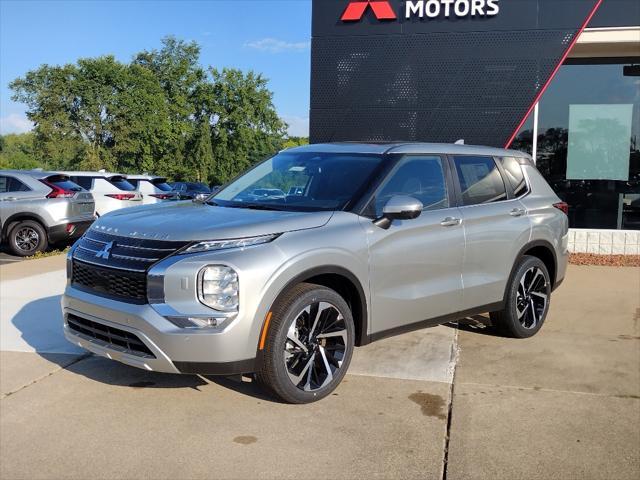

left=9, top=36, right=288, bottom=181
left=207, top=68, right=288, bottom=184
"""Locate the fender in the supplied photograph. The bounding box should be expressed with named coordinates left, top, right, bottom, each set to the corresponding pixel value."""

left=257, top=264, right=370, bottom=360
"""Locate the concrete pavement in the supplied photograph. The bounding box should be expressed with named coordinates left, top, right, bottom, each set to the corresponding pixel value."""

left=448, top=266, right=640, bottom=480
left=0, top=257, right=638, bottom=479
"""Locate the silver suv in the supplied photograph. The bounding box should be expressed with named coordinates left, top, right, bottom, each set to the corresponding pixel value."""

left=1, top=170, right=95, bottom=256
left=62, top=143, right=568, bottom=403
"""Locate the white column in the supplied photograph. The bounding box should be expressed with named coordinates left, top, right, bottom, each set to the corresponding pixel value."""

left=531, top=102, right=539, bottom=165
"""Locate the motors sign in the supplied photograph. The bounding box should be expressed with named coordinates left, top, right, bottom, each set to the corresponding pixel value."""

left=341, top=0, right=500, bottom=22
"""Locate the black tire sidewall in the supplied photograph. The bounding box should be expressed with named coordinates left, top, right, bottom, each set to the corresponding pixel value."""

left=8, top=221, right=47, bottom=256
left=504, top=256, right=551, bottom=337
left=266, top=286, right=355, bottom=404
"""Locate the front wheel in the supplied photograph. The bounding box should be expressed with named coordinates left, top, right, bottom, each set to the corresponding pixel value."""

left=256, top=283, right=355, bottom=404
left=490, top=256, right=551, bottom=338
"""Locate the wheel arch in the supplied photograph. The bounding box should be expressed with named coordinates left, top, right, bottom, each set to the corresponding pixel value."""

left=1, top=213, right=48, bottom=242
left=504, top=240, right=558, bottom=301
left=265, top=265, right=369, bottom=348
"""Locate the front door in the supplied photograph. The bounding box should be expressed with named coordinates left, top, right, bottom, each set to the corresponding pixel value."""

left=363, top=155, right=465, bottom=335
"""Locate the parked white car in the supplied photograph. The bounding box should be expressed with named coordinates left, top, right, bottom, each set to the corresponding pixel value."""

left=126, top=175, right=179, bottom=205
left=60, top=172, right=142, bottom=217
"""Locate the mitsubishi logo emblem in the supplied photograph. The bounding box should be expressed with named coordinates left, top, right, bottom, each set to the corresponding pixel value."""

left=341, top=1, right=397, bottom=21
left=96, top=241, right=115, bottom=259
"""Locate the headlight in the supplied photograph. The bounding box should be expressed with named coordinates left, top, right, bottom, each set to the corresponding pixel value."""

left=198, top=266, right=239, bottom=312
left=181, top=233, right=280, bottom=255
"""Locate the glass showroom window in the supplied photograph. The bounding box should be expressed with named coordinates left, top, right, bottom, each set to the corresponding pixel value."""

left=512, top=59, right=640, bottom=230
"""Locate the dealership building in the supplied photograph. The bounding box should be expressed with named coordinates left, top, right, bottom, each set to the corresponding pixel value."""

left=310, top=0, right=639, bottom=253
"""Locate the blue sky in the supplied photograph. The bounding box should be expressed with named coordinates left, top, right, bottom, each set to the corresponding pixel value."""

left=0, top=0, right=312, bottom=136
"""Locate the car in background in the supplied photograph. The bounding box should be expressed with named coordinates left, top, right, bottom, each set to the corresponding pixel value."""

left=60, top=172, right=142, bottom=216
left=0, top=170, right=95, bottom=256
left=127, top=175, right=179, bottom=205
left=171, top=182, right=211, bottom=200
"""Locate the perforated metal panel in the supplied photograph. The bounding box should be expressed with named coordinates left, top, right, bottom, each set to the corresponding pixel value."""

left=310, top=0, right=602, bottom=147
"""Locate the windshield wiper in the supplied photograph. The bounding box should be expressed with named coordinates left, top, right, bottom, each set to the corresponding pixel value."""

left=227, top=203, right=285, bottom=211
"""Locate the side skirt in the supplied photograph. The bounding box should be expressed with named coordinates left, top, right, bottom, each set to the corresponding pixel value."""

left=366, top=301, right=504, bottom=344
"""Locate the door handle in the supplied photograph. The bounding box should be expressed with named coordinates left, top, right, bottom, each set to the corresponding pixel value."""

left=440, top=217, right=462, bottom=227
left=509, top=208, right=526, bottom=217
left=2, top=197, right=17, bottom=202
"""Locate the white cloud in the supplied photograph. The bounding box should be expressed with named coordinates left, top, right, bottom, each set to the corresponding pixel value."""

left=245, top=38, right=310, bottom=54
left=282, top=115, right=309, bottom=137
left=0, top=113, right=33, bottom=134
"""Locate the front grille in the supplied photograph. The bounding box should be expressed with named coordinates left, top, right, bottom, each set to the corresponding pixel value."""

left=71, top=229, right=189, bottom=303
left=72, top=261, right=147, bottom=304
left=66, top=314, right=155, bottom=358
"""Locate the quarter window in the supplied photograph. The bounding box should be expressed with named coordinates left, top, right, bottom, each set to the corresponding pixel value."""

left=453, top=156, right=507, bottom=206
left=0, top=175, right=30, bottom=193
left=372, top=156, right=449, bottom=217
left=499, top=157, right=529, bottom=197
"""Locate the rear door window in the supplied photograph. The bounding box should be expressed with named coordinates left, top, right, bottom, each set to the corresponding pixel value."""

left=108, top=176, right=136, bottom=191
left=0, top=175, right=31, bottom=193
left=453, top=156, right=507, bottom=206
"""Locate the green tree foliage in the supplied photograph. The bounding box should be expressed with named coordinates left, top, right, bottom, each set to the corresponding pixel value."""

left=8, top=36, right=295, bottom=182
left=0, top=132, right=40, bottom=170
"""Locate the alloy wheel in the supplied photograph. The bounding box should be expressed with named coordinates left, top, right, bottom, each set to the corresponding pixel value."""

left=283, top=301, right=348, bottom=392
left=516, top=266, right=548, bottom=329
left=15, top=227, right=39, bottom=252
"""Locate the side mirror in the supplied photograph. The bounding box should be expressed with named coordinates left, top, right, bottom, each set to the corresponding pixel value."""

left=373, top=195, right=423, bottom=229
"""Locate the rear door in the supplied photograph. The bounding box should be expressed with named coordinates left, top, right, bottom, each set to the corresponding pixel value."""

left=450, top=155, right=532, bottom=310
left=364, top=154, right=465, bottom=335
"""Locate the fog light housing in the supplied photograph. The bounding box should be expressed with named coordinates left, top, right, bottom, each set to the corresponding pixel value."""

left=166, top=316, right=220, bottom=329
left=198, top=265, right=239, bottom=312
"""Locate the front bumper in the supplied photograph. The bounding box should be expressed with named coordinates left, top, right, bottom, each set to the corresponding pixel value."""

left=62, top=286, right=257, bottom=375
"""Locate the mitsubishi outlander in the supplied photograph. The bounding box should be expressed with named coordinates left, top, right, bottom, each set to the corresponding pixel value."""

left=62, top=143, right=568, bottom=403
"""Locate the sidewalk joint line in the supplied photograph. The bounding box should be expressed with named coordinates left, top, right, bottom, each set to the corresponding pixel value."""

left=1, top=353, right=91, bottom=400
left=442, top=328, right=459, bottom=480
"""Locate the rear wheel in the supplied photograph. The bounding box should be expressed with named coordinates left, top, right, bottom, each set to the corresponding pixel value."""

left=491, top=256, right=551, bottom=338
left=7, top=220, right=48, bottom=257
left=256, top=283, right=355, bottom=404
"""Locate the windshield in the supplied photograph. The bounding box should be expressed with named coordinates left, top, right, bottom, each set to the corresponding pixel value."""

left=151, top=179, right=173, bottom=191
left=213, top=151, right=384, bottom=211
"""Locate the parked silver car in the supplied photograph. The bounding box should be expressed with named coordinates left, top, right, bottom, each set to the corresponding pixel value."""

left=0, top=170, right=95, bottom=256
left=62, top=143, right=568, bottom=403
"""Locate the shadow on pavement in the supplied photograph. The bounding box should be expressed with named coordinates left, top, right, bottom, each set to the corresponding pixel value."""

left=10, top=295, right=280, bottom=399
left=445, top=314, right=507, bottom=338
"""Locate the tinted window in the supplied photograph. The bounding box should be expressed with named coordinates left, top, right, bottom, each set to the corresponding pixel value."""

left=151, top=179, right=173, bottom=192
left=45, top=175, right=83, bottom=191
left=372, top=156, right=449, bottom=216
left=187, top=182, right=210, bottom=192
left=128, top=179, right=140, bottom=188
left=0, top=175, right=31, bottom=193
left=499, top=157, right=529, bottom=197
left=454, top=156, right=507, bottom=206
left=108, top=177, right=136, bottom=191
left=72, top=176, right=94, bottom=190
left=215, top=152, right=383, bottom=211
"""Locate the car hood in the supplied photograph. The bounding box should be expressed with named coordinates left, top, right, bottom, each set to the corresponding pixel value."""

left=92, top=201, right=334, bottom=241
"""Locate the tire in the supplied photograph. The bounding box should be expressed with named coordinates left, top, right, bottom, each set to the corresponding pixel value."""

left=490, top=255, right=551, bottom=338
left=256, top=283, right=355, bottom=404
left=7, top=220, right=48, bottom=257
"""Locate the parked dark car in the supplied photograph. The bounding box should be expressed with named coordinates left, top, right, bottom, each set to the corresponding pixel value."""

left=171, top=182, right=211, bottom=200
